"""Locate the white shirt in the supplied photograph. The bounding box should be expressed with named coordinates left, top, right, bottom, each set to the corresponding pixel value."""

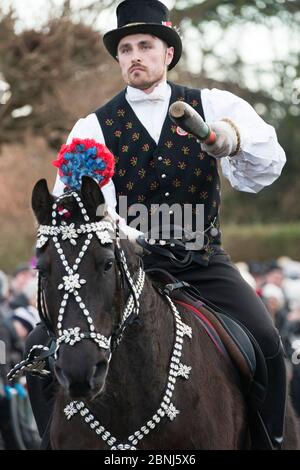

left=53, top=80, right=286, bottom=206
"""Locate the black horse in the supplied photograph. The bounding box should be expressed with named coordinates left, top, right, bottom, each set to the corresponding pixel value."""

left=28, top=176, right=299, bottom=450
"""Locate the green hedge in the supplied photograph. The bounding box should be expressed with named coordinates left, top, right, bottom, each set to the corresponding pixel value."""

left=1, top=223, right=300, bottom=273
left=222, top=223, right=300, bottom=262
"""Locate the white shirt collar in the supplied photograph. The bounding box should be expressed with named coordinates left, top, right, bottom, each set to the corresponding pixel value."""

left=126, top=80, right=170, bottom=102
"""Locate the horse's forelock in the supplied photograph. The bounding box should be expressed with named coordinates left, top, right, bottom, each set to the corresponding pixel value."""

left=54, top=194, right=82, bottom=224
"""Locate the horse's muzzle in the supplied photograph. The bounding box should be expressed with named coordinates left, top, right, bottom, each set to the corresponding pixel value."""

left=54, top=358, right=109, bottom=399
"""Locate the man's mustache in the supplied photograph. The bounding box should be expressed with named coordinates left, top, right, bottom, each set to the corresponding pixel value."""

left=129, top=64, right=147, bottom=73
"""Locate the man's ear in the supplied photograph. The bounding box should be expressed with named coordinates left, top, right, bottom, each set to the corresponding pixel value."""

left=80, top=176, right=105, bottom=220
left=31, top=179, right=54, bottom=225
left=166, top=46, right=174, bottom=67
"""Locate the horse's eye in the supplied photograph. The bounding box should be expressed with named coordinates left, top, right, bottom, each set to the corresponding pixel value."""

left=104, top=260, right=114, bottom=272
left=40, top=271, right=48, bottom=281
left=36, top=266, right=47, bottom=278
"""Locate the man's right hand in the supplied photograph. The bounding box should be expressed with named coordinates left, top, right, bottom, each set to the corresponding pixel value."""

left=201, top=120, right=239, bottom=158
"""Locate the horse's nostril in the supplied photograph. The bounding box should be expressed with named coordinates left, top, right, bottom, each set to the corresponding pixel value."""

left=54, top=360, right=108, bottom=396
left=54, top=364, right=70, bottom=389
left=95, top=360, right=108, bottom=378
left=91, top=360, right=108, bottom=386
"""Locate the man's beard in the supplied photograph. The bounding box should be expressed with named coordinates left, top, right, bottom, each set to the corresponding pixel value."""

left=127, top=67, right=165, bottom=90
left=128, top=75, right=164, bottom=91
left=132, top=80, right=154, bottom=90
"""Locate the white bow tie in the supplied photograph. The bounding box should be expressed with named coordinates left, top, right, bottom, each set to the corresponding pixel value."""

left=128, top=92, right=166, bottom=103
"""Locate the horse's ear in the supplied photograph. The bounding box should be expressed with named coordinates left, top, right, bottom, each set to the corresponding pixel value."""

left=81, top=176, right=105, bottom=220
left=31, top=179, right=54, bottom=225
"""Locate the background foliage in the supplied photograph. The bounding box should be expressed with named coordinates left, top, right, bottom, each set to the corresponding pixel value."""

left=0, top=0, right=299, bottom=270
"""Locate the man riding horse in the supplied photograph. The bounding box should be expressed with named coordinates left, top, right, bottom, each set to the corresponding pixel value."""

left=28, top=0, right=287, bottom=449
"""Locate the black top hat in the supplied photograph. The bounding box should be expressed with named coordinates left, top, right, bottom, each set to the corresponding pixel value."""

left=103, top=0, right=182, bottom=70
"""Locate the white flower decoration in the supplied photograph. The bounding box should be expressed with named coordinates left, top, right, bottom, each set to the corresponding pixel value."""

left=62, top=327, right=82, bottom=346
left=61, top=223, right=79, bottom=245
left=58, top=273, right=86, bottom=292
left=176, top=363, right=192, bottom=379
left=96, top=230, right=113, bottom=245
left=64, top=401, right=79, bottom=420
left=165, top=403, right=180, bottom=421
left=180, top=322, right=192, bottom=339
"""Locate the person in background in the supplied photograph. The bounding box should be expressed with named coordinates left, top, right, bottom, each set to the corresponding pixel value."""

left=277, top=257, right=300, bottom=280
left=9, top=264, right=36, bottom=310
left=264, top=261, right=285, bottom=289
left=0, top=271, right=39, bottom=449
left=235, top=262, right=256, bottom=290
left=248, top=261, right=266, bottom=293
left=0, top=270, right=10, bottom=319
left=282, top=300, right=300, bottom=417
left=261, top=283, right=287, bottom=332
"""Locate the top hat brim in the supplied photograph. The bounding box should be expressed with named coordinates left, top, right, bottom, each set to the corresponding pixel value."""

left=103, top=23, right=182, bottom=70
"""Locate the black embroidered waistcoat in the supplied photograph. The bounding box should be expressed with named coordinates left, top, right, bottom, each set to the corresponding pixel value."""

left=95, top=82, right=222, bottom=260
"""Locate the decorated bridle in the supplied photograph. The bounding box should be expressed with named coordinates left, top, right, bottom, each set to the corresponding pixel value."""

left=8, top=188, right=194, bottom=451
left=8, top=189, right=145, bottom=379
left=38, top=189, right=145, bottom=357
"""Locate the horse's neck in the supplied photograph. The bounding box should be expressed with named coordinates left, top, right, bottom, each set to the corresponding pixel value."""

left=96, top=280, right=174, bottom=416
left=116, top=279, right=173, bottom=370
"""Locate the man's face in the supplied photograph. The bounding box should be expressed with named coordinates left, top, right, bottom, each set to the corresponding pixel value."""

left=117, top=33, right=174, bottom=90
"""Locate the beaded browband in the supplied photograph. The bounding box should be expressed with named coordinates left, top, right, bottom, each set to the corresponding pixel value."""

left=36, top=220, right=114, bottom=249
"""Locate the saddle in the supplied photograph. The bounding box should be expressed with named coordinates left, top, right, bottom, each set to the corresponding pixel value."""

left=145, top=268, right=269, bottom=421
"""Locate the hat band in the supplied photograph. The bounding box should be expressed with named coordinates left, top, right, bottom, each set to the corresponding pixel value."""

left=123, top=22, right=146, bottom=27
left=121, top=21, right=173, bottom=28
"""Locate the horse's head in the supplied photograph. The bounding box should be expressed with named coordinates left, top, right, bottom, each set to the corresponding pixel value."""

left=32, top=176, right=144, bottom=401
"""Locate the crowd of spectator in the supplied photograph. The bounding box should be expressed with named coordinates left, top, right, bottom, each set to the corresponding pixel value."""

left=0, top=255, right=300, bottom=448
left=236, top=257, right=300, bottom=416
left=0, top=260, right=40, bottom=449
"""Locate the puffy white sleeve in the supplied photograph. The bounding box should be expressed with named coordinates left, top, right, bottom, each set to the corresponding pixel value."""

left=52, top=113, right=117, bottom=210
left=201, top=88, right=286, bottom=193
